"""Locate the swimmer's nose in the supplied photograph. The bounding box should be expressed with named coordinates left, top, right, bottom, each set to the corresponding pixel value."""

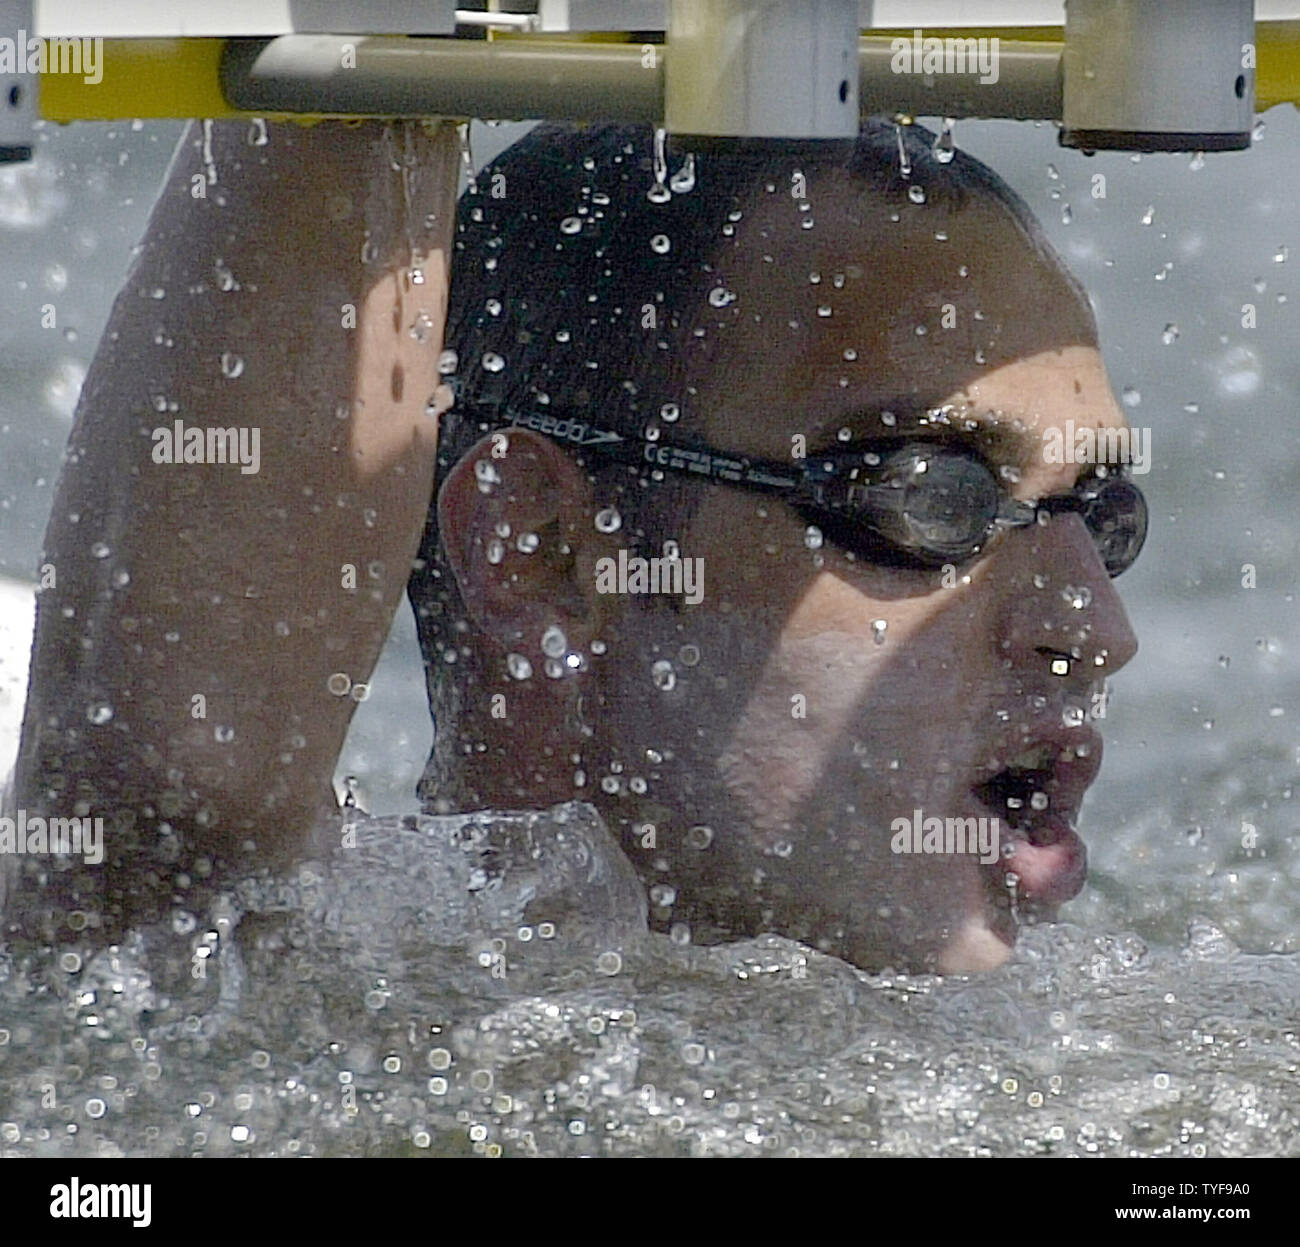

left=993, top=509, right=1138, bottom=678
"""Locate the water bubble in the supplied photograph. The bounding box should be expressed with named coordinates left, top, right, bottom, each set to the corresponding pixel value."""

left=651, top=660, right=677, bottom=691
left=594, top=506, right=622, bottom=533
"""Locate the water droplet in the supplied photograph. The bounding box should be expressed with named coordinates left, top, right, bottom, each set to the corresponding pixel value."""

left=594, top=506, right=622, bottom=533
left=651, top=660, right=677, bottom=691
left=481, top=351, right=505, bottom=373
left=1121, top=386, right=1141, bottom=407
left=1140, top=205, right=1155, bottom=226
left=708, top=287, right=736, bottom=308
left=516, top=531, right=539, bottom=554
left=871, top=619, right=887, bottom=645
left=894, top=123, right=912, bottom=179
left=560, top=216, right=582, bottom=235
left=327, top=672, right=352, bottom=696
left=932, top=119, right=956, bottom=163
left=803, top=525, right=824, bottom=550
left=649, top=233, right=671, bottom=255
left=907, top=184, right=926, bottom=204
left=1161, top=323, right=1179, bottom=345
left=214, top=724, right=235, bottom=743
left=220, top=351, right=244, bottom=378
left=486, top=538, right=505, bottom=565
left=1030, top=791, right=1049, bottom=811
left=438, top=349, right=458, bottom=374
left=87, top=701, right=114, bottom=724
left=85, top=1098, right=106, bottom=1119
left=90, top=541, right=111, bottom=559
left=668, top=153, right=696, bottom=193
left=409, top=310, right=434, bottom=342
left=649, top=883, right=677, bottom=906
left=1063, top=585, right=1092, bottom=609
left=688, top=824, right=714, bottom=850
left=1275, top=245, right=1289, bottom=264
left=541, top=626, right=567, bottom=659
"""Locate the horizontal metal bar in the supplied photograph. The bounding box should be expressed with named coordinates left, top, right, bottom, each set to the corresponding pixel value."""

left=35, top=24, right=1300, bottom=124
left=221, top=37, right=666, bottom=123
left=221, top=34, right=1061, bottom=123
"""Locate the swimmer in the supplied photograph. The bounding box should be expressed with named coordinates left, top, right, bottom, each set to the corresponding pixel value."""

left=7, top=119, right=1141, bottom=973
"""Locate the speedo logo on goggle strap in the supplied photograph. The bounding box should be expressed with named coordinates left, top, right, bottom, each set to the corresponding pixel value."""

left=506, top=409, right=624, bottom=447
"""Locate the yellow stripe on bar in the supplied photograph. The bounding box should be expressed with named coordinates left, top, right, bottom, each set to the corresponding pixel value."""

left=38, top=25, right=1300, bottom=123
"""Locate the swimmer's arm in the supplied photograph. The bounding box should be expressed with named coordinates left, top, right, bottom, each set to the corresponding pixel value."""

left=14, top=120, right=456, bottom=896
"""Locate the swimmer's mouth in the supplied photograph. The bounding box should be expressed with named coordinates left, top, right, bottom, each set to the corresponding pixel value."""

left=971, top=724, right=1103, bottom=935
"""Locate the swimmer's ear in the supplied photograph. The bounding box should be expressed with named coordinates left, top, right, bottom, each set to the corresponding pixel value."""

left=437, top=428, right=615, bottom=651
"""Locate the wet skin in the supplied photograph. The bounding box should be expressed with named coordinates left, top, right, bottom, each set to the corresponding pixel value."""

left=438, top=174, right=1139, bottom=973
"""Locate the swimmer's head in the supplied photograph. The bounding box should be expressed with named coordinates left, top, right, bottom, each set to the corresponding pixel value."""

left=413, top=121, right=1139, bottom=973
